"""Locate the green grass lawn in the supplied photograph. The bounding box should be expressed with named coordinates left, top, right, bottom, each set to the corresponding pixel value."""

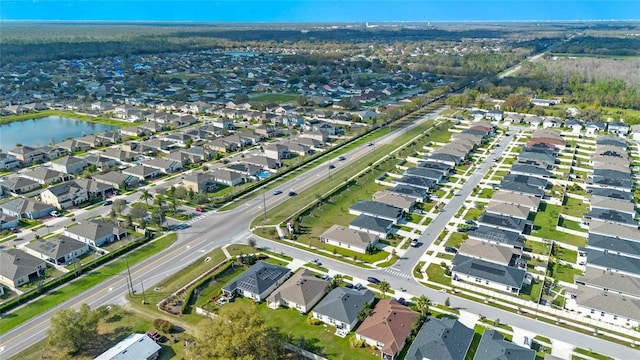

left=235, top=298, right=380, bottom=359
left=572, top=348, right=614, bottom=360
left=532, top=204, right=586, bottom=247
left=0, top=233, right=177, bottom=335
left=426, top=263, right=451, bottom=286
left=445, top=232, right=467, bottom=249
left=478, top=188, right=495, bottom=199
left=555, top=247, right=578, bottom=264
left=548, top=263, right=582, bottom=283
left=517, top=278, right=543, bottom=303
left=562, top=196, right=589, bottom=217
left=558, top=217, right=587, bottom=233
left=524, top=240, right=551, bottom=255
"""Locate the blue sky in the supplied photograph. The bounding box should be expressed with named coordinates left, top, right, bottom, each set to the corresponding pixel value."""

left=1, top=1, right=638, bottom=22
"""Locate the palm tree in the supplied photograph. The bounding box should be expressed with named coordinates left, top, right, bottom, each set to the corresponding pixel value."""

left=139, top=189, right=152, bottom=206
left=415, top=295, right=431, bottom=316
left=379, top=280, right=391, bottom=299
left=153, top=194, right=166, bottom=210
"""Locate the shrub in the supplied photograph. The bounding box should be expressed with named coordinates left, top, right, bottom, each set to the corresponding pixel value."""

left=307, top=314, right=322, bottom=325
left=153, top=318, right=174, bottom=333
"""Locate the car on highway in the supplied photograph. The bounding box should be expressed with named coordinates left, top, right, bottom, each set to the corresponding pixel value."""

left=367, top=142, right=373, bottom=146
left=367, top=276, right=381, bottom=284
left=103, top=200, right=113, bottom=206
left=338, top=156, right=346, bottom=161
left=328, top=164, right=335, bottom=169
left=288, top=191, right=297, bottom=196
left=273, top=189, right=283, bottom=195
left=49, top=210, right=60, bottom=217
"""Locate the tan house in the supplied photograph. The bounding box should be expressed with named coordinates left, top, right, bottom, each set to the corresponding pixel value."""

left=40, top=182, right=89, bottom=209
left=356, top=299, right=420, bottom=360
left=266, top=269, right=329, bottom=313
left=182, top=172, right=217, bottom=193
left=320, top=224, right=379, bottom=254
left=0, top=249, right=47, bottom=288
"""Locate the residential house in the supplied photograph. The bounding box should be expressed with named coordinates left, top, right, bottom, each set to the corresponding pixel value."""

left=372, top=191, right=415, bottom=212
left=227, top=162, right=262, bottom=177
left=300, top=130, right=329, bottom=143
left=394, top=175, right=436, bottom=191
left=356, top=299, right=420, bottom=360
left=491, top=191, right=541, bottom=212
left=142, top=158, right=183, bottom=174
left=264, top=144, right=290, bottom=162
left=458, top=239, right=524, bottom=267
left=20, top=167, right=71, bottom=185
left=39, top=181, right=89, bottom=209
left=85, top=154, right=118, bottom=171
left=0, top=153, right=20, bottom=170
left=485, top=201, right=530, bottom=221
left=63, top=220, right=126, bottom=247
left=387, top=184, right=427, bottom=203
left=101, top=148, right=138, bottom=163
left=57, top=139, right=91, bottom=153
left=468, top=226, right=525, bottom=250
left=405, top=318, right=474, bottom=360
left=222, top=261, right=291, bottom=302
left=244, top=156, right=280, bottom=171
left=50, top=155, right=88, bottom=175
left=182, top=172, right=217, bottom=193
left=473, top=330, right=535, bottom=360
left=452, top=254, right=528, bottom=294
left=23, top=235, right=89, bottom=265
left=255, top=125, right=277, bottom=138
left=8, top=146, right=44, bottom=165
left=94, top=333, right=161, bottom=360
left=405, top=167, right=445, bottom=183
left=0, top=197, right=54, bottom=219
left=0, top=213, right=20, bottom=230
left=320, top=225, right=379, bottom=254
left=349, top=214, right=393, bottom=239
left=211, top=169, right=244, bottom=186
left=266, top=269, right=329, bottom=313
left=0, top=249, right=47, bottom=288
left=478, top=213, right=528, bottom=234
left=349, top=201, right=403, bottom=223
left=0, top=177, right=40, bottom=194
left=72, top=178, right=112, bottom=198
left=608, top=122, right=629, bottom=135
left=312, top=287, right=375, bottom=333
left=122, top=165, right=162, bottom=182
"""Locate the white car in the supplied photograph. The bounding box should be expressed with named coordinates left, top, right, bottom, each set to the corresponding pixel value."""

left=49, top=210, right=60, bottom=217
left=410, top=239, right=419, bottom=247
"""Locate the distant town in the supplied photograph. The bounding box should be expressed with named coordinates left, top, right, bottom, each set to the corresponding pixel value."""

left=0, top=21, right=639, bottom=360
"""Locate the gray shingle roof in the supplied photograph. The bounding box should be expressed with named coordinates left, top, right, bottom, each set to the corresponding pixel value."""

left=312, top=287, right=374, bottom=325
left=588, top=188, right=634, bottom=201
left=584, top=248, right=640, bottom=276
left=478, top=213, right=527, bottom=233
left=349, top=214, right=393, bottom=234
left=588, top=233, right=640, bottom=257
left=350, top=201, right=403, bottom=221
left=388, top=184, right=427, bottom=200
left=222, top=261, right=290, bottom=296
left=266, top=269, right=329, bottom=308
left=65, top=221, right=125, bottom=242
left=406, top=167, right=444, bottom=181
left=468, top=226, right=524, bottom=249
left=405, top=318, right=474, bottom=360
left=473, top=330, right=535, bottom=360
left=0, top=249, right=45, bottom=284
left=24, top=235, right=87, bottom=259
left=585, top=209, right=637, bottom=226
left=452, top=254, right=527, bottom=288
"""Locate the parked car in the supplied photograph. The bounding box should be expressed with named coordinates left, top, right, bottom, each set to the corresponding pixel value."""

left=195, top=207, right=206, bottom=212
left=49, top=210, right=60, bottom=217
left=288, top=191, right=297, bottom=196
left=103, top=200, right=113, bottom=206
left=367, top=276, right=381, bottom=284
left=395, top=297, right=406, bottom=305
left=146, top=330, right=163, bottom=343
left=410, top=239, right=419, bottom=247
left=465, top=220, right=476, bottom=225
left=345, top=283, right=354, bottom=289
left=457, top=227, right=469, bottom=232
left=445, top=247, right=458, bottom=254
left=353, top=283, right=363, bottom=290
left=321, top=274, right=332, bottom=281
left=309, top=259, right=322, bottom=266
left=273, top=189, right=283, bottom=195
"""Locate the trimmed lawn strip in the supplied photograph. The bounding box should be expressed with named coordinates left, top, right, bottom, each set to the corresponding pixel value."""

left=0, top=233, right=176, bottom=335
left=149, top=248, right=226, bottom=296
left=573, top=348, right=613, bottom=360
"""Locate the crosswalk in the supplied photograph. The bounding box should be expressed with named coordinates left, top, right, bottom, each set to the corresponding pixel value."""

left=169, top=211, right=212, bottom=231
left=384, top=268, right=413, bottom=279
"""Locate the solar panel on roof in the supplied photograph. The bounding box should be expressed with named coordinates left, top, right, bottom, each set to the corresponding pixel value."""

left=258, top=268, right=283, bottom=281
left=470, top=262, right=505, bottom=277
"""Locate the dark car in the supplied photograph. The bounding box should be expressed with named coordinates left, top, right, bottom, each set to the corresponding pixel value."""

left=396, top=297, right=406, bottom=305
left=445, top=246, right=458, bottom=254
left=345, top=283, right=354, bottom=289
left=338, top=156, right=346, bottom=161
left=457, top=227, right=469, bottom=232
left=288, top=191, right=297, bottom=196
left=103, top=200, right=113, bottom=206
left=328, top=164, right=336, bottom=169
left=465, top=220, right=476, bottom=225
left=367, top=276, right=381, bottom=285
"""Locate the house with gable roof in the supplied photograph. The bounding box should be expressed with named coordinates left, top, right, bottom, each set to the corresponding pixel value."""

left=311, top=287, right=375, bottom=333
left=405, top=318, right=474, bottom=360
left=222, top=261, right=291, bottom=302
left=266, top=268, right=329, bottom=313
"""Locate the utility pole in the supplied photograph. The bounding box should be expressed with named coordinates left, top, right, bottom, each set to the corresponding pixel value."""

left=140, top=280, right=147, bottom=304
left=125, top=257, right=134, bottom=296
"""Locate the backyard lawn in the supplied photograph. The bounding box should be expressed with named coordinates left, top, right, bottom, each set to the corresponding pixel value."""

left=562, top=196, right=589, bottom=217
left=532, top=204, right=586, bottom=247
left=445, top=232, right=467, bottom=249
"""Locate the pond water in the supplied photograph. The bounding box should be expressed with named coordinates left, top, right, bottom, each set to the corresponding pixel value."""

left=0, top=116, right=119, bottom=152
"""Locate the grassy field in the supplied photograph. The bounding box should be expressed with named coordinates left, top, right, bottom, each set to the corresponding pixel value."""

left=445, top=232, right=467, bottom=249
left=0, top=233, right=176, bottom=335
left=426, top=263, right=451, bottom=286
left=0, top=109, right=130, bottom=127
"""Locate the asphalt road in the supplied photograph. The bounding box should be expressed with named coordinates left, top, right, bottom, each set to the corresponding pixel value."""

left=2, top=114, right=638, bottom=359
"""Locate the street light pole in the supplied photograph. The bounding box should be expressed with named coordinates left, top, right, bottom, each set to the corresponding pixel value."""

left=262, top=187, right=267, bottom=221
